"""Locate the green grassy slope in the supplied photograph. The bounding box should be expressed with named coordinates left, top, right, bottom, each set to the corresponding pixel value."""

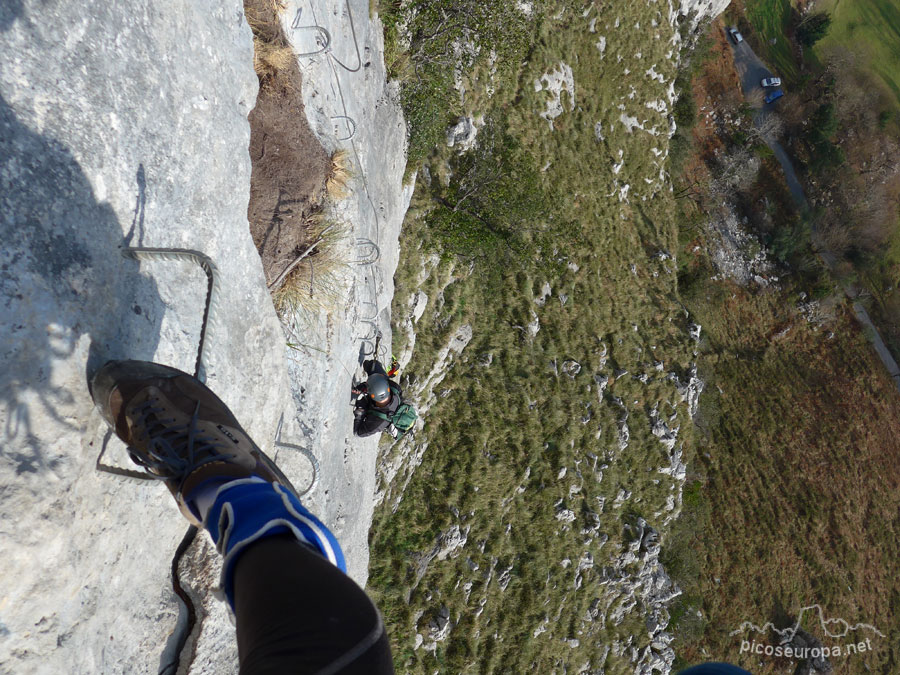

left=371, top=1, right=699, bottom=672
left=818, top=0, right=900, bottom=110
left=372, top=0, right=900, bottom=671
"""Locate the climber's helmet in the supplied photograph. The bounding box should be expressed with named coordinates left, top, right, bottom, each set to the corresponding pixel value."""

left=367, top=374, right=391, bottom=407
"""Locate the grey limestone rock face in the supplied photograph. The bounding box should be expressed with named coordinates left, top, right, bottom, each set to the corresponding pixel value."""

left=0, top=1, right=291, bottom=672
left=270, top=0, right=410, bottom=585
left=446, top=115, right=481, bottom=152
left=673, top=0, right=732, bottom=32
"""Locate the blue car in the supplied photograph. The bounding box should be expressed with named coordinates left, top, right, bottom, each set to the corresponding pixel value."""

left=764, top=89, right=784, bottom=104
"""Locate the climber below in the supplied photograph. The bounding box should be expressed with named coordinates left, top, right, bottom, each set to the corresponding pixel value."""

left=352, top=358, right=415, bottom=438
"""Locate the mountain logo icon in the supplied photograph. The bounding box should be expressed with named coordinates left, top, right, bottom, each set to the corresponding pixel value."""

left=729, top=604, right=885, bottom=641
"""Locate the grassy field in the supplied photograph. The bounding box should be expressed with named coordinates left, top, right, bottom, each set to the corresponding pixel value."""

left=669, top=268, right=900, bottom=673
left=740, top=0, right=801, bottom=82
left=818, top=0, right=900, bottom=111
left=739, top=0, right=900, bottom=110
left=662, top=19, right=900, bottom=672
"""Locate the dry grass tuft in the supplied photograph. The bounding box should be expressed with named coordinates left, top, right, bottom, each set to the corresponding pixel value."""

left=325, top=149, right=353, bottom=201
left=386, top=50, right=413, bottom=83
left=272, top=217, right=350, bottom=315
left=245, top=3, right=281, bottom=43
left=744, top=88, right=766, bottom=108
left=812, top=220, right=852, bottom=257
left=244, top=6, right=266, bottom=35
left=253, top=37, right=294, bottom=78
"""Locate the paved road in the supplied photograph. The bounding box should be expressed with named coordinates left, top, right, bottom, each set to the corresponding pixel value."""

left=730, top=36, right=809, bottom=209
left=726, top=30, right=900, bottom=390
left=767, top=139, right=809, bottom=211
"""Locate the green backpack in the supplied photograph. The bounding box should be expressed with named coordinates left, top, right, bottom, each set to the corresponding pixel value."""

left=370, top=383, right=417, bottom=437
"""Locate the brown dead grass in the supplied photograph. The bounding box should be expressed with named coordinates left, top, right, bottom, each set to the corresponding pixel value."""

left=253, top=38, right=294, bottom=78
left=325, top=149, right=353, bottom=201
left=245, top=3, right=281, bottom=44
left=670, top=20, right=900, bottom=673
left=245, top=0, right=295, bottom=86
left=673, top=24, right=745, bottom=213
left=385, top=50, right=413, bottom=83
left=244, top=0, right=342, bottom=315
left=690, top=24, right=743, bottom=162
left=679, top=286, right=900, bottom=673
left=271, top=217, right=349, bottom=314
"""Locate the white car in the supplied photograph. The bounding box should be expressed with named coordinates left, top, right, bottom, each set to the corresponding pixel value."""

left=761, top=77, right=782, bottom=87
left=728, top=27, right=743, bottom=43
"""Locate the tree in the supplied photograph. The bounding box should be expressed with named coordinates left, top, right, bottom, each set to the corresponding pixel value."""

left=772, top=217, right=811, bottom=263
left=809, top=103, right=839, bottom=140
left=749, top=112, right=785, bottom=144
left=709, top=147, right=761, bottom=198
left=673, top=90, right=696, bottom=128
left=796, top=13, right=832, bottom=47
left=808, top=138, right=845, bottom=173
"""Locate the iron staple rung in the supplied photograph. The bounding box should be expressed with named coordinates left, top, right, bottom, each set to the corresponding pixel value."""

left=101, top=248, right=317, bottom=490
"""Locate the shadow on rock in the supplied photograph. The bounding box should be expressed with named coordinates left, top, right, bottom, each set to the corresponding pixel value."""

left=0, top=93, right=165, bottom=475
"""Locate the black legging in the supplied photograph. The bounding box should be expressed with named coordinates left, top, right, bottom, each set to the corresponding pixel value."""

left=234, top=535, right=394, bottom=674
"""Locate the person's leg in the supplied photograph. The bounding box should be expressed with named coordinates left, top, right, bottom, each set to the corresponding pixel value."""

left=234, top=535, right=392, bottom=674
left=89, top=360, right=394, bottom=674
left=197, top=476, right=394, bottom=672
left=363, top=359, right=386, bottom=377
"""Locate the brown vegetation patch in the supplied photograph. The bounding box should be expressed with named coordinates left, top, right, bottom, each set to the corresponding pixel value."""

left=670, top=17, right=900, bottom=672
left=678, top=286, right=900, bottom=673
left=690, top=22, right=742, bottom=162
left=776, top=45, right=900, bottom=355
left=737, top=158, right=798, bottom=238
left=244, top=0, right=330, bottom=290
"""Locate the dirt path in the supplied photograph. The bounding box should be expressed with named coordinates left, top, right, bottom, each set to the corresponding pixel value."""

left=727, top=30, right=900, bottom=390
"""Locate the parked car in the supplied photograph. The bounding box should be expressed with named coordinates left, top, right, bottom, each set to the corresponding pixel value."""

left=728, top=27, right=743, bottom=43
left=761, top=77, right=782, bottom=87
left=764, top=89, right=785, bottom=104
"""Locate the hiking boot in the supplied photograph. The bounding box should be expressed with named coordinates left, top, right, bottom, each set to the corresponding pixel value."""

left=90, top=360, right=295, bottom=524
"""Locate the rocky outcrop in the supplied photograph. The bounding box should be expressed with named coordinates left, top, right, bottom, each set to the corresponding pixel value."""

left=671, top=0, right=732, bottom=33
left=0, top=1, right=283, bottom=672
left=375, top=320, right=474, bottom=511
left=446, top=116, right=483, bottom=152
left=535, top=62, right=576, bottom=131
left=605, top=518, right=683, bottom=673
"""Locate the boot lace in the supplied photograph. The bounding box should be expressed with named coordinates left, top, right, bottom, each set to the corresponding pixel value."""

left=129, top=397, right=228, bottom=480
